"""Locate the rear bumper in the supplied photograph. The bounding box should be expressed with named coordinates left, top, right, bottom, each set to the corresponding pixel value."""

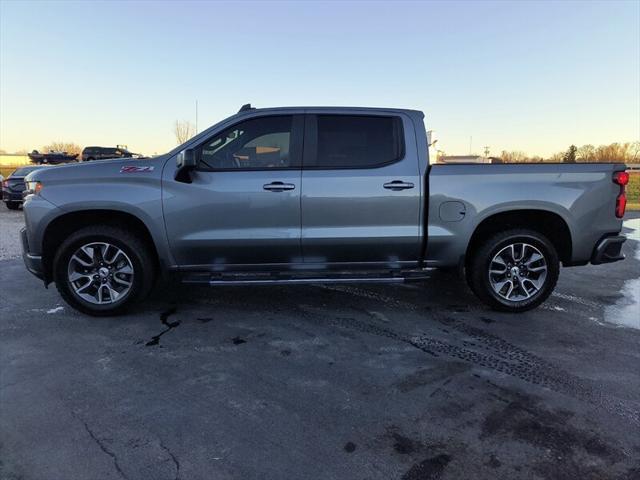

left=591, top=235, right=626, bottom=265
left=20, top=227, right=44, bottom=280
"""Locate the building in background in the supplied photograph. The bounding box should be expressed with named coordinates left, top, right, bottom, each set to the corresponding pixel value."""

left=438, top=155, right=492, bottom=164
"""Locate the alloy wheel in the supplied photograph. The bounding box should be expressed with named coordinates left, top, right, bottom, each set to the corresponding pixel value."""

left=67, top=242, right=134, bottom=305
left=488, top=242, right=547, bottom=302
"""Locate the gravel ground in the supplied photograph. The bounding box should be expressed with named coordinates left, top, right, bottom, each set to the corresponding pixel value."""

left=1, top=204, right=639, bottom=480
left=0, top=202, right=24, bottom=260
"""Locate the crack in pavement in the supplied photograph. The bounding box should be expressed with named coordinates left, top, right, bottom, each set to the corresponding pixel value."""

left=159, top=440, right=180, bottom=480
left=72, top=412, right=129, bottom=480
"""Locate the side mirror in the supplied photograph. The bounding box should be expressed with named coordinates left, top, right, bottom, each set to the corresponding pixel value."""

left=175, top=148, right=197, bottom=183
left=176, top=148, right=197, bottom=169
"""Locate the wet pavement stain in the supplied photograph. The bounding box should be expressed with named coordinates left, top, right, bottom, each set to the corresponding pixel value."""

left=402, top=454, right=452, bottom=480
left=232, top=336, right=247, bottom=345
left=197, top=317, right=213, bottom=323
left=392, top=432, right=422, bottom=455
left=145, top=307, right=180, bottom=347
left=480, top=391, right=627, bottom=478
left=343, top=442, right=356, bottom=453
left=485, top=454, right=501, bottom=469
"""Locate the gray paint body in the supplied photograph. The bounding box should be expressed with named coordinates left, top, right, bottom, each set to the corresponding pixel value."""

left=22, top=107, right=624, bottom=281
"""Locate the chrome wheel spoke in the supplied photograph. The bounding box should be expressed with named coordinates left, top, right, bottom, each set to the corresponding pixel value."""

left=115, top=264, right=133, bottom=274
left=106, top=285, right=120, bottom=301
left=76, top=278, right=93, bottom=293
left=69, top=270, right=90, bottom=282
left=81, top=245, right=98, bottom=263
left=112, top=275, right=132, bottom=287
left=528, top=264, right=547, bottom=273
left=504, top=281, right=515, bottom=299
left=71, top=254, right=93, bottom=268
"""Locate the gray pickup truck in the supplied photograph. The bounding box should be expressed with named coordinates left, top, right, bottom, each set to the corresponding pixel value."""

left=20, top=105, right=629, bottom=316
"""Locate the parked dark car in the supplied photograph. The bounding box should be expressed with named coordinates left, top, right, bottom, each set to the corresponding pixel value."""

left=2, top=165, right=50, bottom=210
left=81, top=146, right=134, bottom=162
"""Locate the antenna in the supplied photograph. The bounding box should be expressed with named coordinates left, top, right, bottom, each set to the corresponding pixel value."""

left=238, top=103, right=255, bottom=113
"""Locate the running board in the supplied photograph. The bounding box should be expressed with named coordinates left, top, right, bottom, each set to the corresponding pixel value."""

left=181, top=272, right=432, bottom=286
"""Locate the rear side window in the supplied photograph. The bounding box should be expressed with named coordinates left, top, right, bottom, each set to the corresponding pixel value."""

left=312, top=115, right=404, bottom=168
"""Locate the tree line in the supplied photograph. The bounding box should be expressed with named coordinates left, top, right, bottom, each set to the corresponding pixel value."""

left=499, top=142, right=639, bottom=164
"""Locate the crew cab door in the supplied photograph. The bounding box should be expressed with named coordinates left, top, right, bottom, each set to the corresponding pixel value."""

left=162, top=114, right=304, bottom=267
left=301, top=112, right=422, bottom=266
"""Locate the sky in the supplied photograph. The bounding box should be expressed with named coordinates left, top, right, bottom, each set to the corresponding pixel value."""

left=1, top=0, right=639, bottom=157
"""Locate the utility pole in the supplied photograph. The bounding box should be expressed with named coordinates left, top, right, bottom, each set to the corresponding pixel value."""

left=195, top=100, right=198, bottom=134
left=469, top=136, right=473, bottom=155
left=484, top=146, right=490, bottom=157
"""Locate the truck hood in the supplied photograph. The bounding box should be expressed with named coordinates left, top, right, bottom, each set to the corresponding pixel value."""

left=25, top=155, right=169, bottom=183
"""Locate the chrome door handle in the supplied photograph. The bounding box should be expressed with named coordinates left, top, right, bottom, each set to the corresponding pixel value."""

left=383, top=181, right=414, bottom=191
left=263, top=182, right=295, bottom=192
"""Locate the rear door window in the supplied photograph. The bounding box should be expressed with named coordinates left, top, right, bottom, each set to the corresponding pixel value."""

left=308, top=115, right=404, bottom=169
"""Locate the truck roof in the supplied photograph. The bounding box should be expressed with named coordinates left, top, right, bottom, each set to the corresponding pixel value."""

left=236, top=104, right=424, bottom=117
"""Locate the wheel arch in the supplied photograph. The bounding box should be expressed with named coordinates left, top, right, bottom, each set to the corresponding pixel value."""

left=465, top=209, right=573, bottom=268
left=41, top=209, right=160, bottom=284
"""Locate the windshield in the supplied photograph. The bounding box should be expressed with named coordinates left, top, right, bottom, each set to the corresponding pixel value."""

left=12, top=166, right=42, bottom=177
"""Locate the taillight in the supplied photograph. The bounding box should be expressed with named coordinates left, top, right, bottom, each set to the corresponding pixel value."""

left=613, top=171, right=628, bottom=218
left=614, top=171, right=629, bottom=186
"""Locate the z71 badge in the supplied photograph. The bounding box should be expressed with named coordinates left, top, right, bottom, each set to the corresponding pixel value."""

left=120, top=165, right=155, bottom=173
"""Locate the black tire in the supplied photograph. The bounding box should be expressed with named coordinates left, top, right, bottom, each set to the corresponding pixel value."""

left=53, top=225, right=155, bottom=316
left=5, top=201, right=20, bottom=210
left=467, top=228, right=559, bottom=313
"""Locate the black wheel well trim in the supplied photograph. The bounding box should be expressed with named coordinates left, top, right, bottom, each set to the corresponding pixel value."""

left=41, top=209, right=160, bottom=284
left=464, top=209, right=572, bottom=267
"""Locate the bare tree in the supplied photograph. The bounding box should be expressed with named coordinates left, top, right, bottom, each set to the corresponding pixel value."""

left=174, top=120, right=195, bottom=145
left=577, top=144, right=596, bottom=162
left=41, top=142, right=82, bottom=155
left=631, top=141, right=640, bottom=162
left=500, top=150, right=529, bottom=163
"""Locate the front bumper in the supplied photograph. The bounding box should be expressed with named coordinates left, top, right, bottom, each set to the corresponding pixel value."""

left=591, top=235, right=626, bottom=265
left=3, top=191, right=23, bottom=202
left=20, top=227, right=44, bottom=280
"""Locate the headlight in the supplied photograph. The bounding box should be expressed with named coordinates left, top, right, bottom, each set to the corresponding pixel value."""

left=24, top=181, right=43, bottom=196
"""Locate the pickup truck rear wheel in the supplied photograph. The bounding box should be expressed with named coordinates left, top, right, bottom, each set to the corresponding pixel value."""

left=467, top=229, right=559, bottom=313
left=5, top=201, right=20, bottom=210
left=53, top=226, right=155, bottom=316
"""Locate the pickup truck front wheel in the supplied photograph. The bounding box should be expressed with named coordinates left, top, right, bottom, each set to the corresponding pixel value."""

left=467, top=229, right=559, bottom=313
left=53, top=226, right=155, bottom=316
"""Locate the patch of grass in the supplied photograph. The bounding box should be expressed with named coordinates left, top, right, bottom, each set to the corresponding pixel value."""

left=627, top=172, right=640, bottom=205
left=0, top=165, right=30, bottom=178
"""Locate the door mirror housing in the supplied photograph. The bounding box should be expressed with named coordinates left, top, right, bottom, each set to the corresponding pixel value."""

left=175, top=148, right=197, bottom=183
left=177, top=148, right=197, bottom=169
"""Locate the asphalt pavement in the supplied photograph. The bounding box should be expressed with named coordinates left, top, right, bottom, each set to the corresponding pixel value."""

left=1, top=204, right=639, bottom=480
